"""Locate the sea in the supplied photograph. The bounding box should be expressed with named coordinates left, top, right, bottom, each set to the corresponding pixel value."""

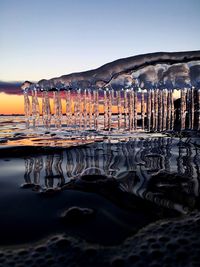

left=0, top=114, right=200, bottom=246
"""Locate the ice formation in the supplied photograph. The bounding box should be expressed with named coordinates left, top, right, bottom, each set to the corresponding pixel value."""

left=21, top=51, right=200, bottom=131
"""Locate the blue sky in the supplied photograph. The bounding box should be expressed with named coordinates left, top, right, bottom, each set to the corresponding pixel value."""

left=0, top=0, right=199, bottom=82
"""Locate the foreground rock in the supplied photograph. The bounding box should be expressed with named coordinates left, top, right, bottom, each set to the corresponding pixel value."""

left=0, top=212, right=200, bottom=267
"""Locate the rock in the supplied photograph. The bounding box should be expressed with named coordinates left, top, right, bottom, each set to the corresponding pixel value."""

left=60, top=207, right=95, bottom=224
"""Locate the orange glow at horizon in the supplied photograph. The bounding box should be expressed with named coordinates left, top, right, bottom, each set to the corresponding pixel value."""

left=0, top=93, right=24, bottom=115
left=0, top=90, right=180, bottom=115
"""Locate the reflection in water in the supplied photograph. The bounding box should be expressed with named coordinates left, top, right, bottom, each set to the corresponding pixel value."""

left=23, top=138, right=200, bottom=214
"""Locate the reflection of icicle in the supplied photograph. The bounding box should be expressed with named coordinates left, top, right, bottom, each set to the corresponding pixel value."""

left=163, top=89, right=167, bottom=131
left=141, top=90, right=145, bottom=130
left=33, top=157, right=43, bottom=185
left=45, top=155, right=54, bottom=188
left=177, top=140, right=185, bottom=175
left=147, top=89, right=151, bottom=132
left=184, top=145, right=193, bottom=178
left=117, top=90, right=122, bottom=130
left=24, top=158, right=34, bottom=184
left=24, top=91, right=31, bottom=128
left=22, top=138, right=199, bottom=202
left=53, top=153, right=65, bottom=187
left=165, top=138, right=172, bottom=172
left=42, top=91, right=51, bottom=128
left=180, top=89, right=186, bottom=130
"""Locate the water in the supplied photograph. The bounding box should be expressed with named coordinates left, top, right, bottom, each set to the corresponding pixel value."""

left=18, top=138, right=199, bottom=214
left=0, top=115, right=200, bottom=214
left=0, top=115, right=200, bottom=248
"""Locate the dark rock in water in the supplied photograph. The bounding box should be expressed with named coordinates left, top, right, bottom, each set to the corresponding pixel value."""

left=1, top=212, right=200, bottom=266
left=80, top=174, right=107, bottom=182
left=63, top=175, right=118, bottom=196
left=39, top=188, right=61, bottom=197
left=0, top=138, right=7, bottom=143
left=61, top=207, right=95, bottom=224
left=20, top=183, right=35, bottom=189
left=55, top=238, right=71, bottom=249
left=148, top=172, right=197, bottom=211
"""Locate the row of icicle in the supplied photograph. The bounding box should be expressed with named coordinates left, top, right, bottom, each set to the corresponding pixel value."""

left=24, top=87, right=200, bottom=131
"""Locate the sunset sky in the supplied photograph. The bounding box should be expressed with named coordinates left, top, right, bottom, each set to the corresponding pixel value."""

left=0, top=0, right=199, bottom=114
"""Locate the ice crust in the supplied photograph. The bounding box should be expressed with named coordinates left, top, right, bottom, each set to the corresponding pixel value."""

left=22, top=51, right=200, bottom=91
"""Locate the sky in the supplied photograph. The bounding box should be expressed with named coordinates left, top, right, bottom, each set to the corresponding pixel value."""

left=0, top=0, right=199, bottom=114
left=0, top=0, right=200, bottom=83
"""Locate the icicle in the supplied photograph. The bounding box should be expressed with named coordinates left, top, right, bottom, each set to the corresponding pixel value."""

left=154, top=89, right=159, bottom=131
left=108, top=88, right=113, bottom=131
left=83, top=89, right=87, bottom=130
left=94, top=89, right=99, bottom=130
left=65, top=90, right=72, bottom=128
left=190, top=87, right=194, bottom=130
left=141, top=90, right=145, bottom=130
left=128, top=88, right=134, bottom=131
left=31, top=90, right=36, bottom=128
left=124, top=89, right=128, bottom=129
left=88, top=89, right=93, bottom=129
left=151, top=90, right=155, bottom=131
left=134, top=89, right=137, bottom=130
left=53, top=91, right=62, bottom=128
left=171, top=90, right=175, bottom=130
left=24, top=90, right=31, bottom=128
left=197, top=88, right=200, bottom=130
left=147, top=89, right=151, bottom=132
left=77, top=89, right=82, bottom=130
left=73, top=89, right=81, bottom=129
left=117, top=90, right=122, bottom=130
left=180, top=89, right=186, bottom=130
left=162, top=89, right=167, bottom=131
left=104, top=89, right=108, bottom=130
left=31, top=89, right=40, bottom=128
left=42, top=91, right=51, bottom=128
left=158, top=89, right=163, bottom=131
left=167, top=90, right=172, bottom=130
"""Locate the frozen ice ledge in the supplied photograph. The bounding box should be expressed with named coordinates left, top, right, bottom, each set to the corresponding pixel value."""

left=22, top=51, right=200, bottom=90
left=21, top=51, right=200, bottom=131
